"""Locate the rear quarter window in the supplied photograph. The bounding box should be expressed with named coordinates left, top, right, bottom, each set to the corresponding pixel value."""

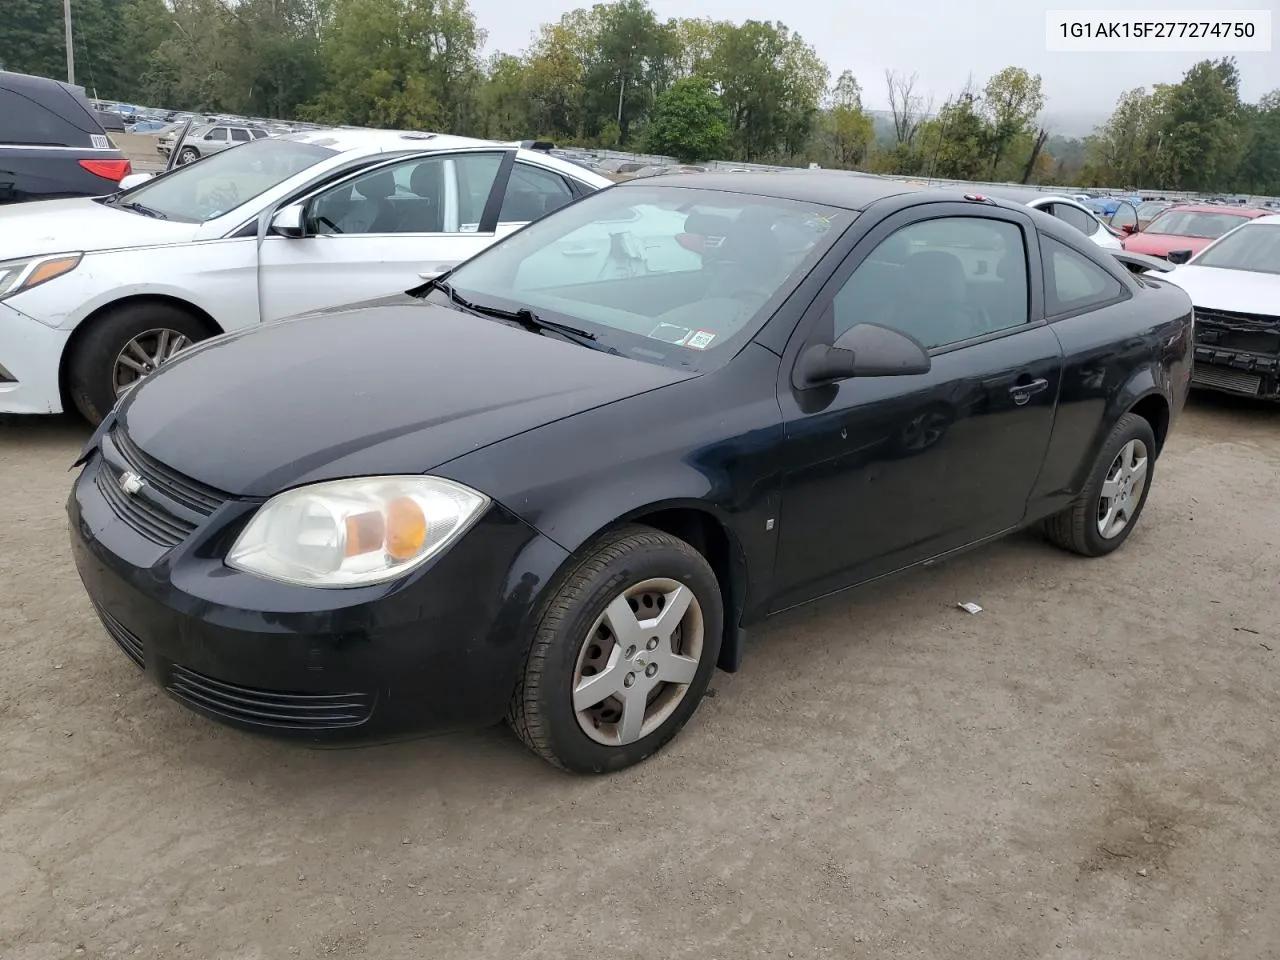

left=0, top=84, right=99, bottom=147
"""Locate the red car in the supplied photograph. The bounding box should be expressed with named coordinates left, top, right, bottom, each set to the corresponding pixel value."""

left=1123, top=204, right=1271, bottom=259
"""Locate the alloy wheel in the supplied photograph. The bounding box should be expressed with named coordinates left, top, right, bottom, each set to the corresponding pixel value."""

left=112, top=328, right=193, bottom=398
left=572, top=577, right=705, bottom=746
left=1097, top=438, right=1149, bottom=539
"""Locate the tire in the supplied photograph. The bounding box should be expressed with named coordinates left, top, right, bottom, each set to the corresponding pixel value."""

left=177, top=146, right=199, bottom=164
left=67, top=304, right=210, bottom=425
left=1044, top=412, right=1157, bottom=557
left=508, top=524, right=724, bottom=774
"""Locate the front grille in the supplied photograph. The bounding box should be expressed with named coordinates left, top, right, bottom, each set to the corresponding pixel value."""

left=95, top=428, right=229, bottom=548
left=1195, top=309, right=1280, bottom=357
left=166, top=666, right=374, bottom=731
left=92, top=602, right=145, bottom=669
left=1192, top=364, right=1261, bottom=395
left=111, top=428, right=228, bottom=514
left=95, top=465, right=195, bottom=546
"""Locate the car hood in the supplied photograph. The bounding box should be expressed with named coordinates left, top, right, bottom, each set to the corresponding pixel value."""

left=1123, top=232, right=1212, bottom=258
left=1164, top=264, right=1280, bottom=315
left=118, top=302, right=694, bottom=497
left=0, top=197, right=199, bottom=260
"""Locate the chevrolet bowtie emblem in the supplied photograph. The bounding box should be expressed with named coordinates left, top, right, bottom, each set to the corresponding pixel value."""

left=118, top=470, right=145, bottom=496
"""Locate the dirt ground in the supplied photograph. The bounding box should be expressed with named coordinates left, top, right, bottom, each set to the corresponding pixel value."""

left=2, top=394, right=1278, bottom=960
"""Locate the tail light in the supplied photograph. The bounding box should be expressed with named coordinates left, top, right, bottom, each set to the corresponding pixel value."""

left=79, top=158, right=132, bottom=181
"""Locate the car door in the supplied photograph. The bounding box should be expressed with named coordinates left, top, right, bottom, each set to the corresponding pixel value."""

left=201, top=126, right=230, bottom=154
left=770, top=204, right=1063, bottom=611
left=256, top=149, right=514, bottom=321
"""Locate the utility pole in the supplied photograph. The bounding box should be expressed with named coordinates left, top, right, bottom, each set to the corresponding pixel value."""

left=64, top=0, right=75, bottom=84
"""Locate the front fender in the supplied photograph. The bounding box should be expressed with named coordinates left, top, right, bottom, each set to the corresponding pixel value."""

left=10, top=239, right=259, bottom=333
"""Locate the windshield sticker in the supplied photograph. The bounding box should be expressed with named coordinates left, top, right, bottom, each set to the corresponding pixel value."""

left=649, top=323, right=692, bottom=345
left=686, top=330, right=716, bottom=350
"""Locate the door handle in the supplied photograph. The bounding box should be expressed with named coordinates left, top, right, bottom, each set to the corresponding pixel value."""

left=1009, top=377, right=1049, bottom=405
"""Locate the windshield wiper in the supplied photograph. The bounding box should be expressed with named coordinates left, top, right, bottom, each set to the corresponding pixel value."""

left=469, top=302, right=599, bottom=346
left=416, top=277, right=600, bottom=348
left=116, top=200, right=168, bottom=220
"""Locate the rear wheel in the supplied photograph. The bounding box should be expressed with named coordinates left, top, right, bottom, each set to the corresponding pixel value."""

left=68, top=304, right=209, bottom=424
left=508, top=525, right=723, bottom=774
left=1044, top=412, right=1156, bottom=557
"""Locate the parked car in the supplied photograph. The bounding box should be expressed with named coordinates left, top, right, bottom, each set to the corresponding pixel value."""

left=0, top=70, right=132, bottom=204
left=1163, top=214, right=1280, bottom=400
left=0, top=128, right=612, bottom=422
left=67, top=172, right=1193, bottom=774
left=168, top=122, right=271, bottom=163
left=1135, top=200, right=1174, bottom=231
left=1123, top=204, right=1271, bottom=259
left=987, top=191, right=1123, bottom=250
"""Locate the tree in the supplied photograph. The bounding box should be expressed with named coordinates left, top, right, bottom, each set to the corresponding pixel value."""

left=1237, top=90, right=1280, bottom=194
left=981, top=66, right=1044, bottom=178
left=1159, top=57, right=1245, bottom=190
left=919, top=87, right=986, bottom=180
left=645, top=74, right=728, bottom=161
left=885, top=69, right=927, bottom=147
left=709, top=20, right=826, bottom=161
left=823, top=70, right=874, bottom=168
left=477, top=53, right=532, bottom=139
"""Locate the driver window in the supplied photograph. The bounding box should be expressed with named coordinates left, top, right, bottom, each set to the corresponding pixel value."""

left=310, top=157, right=450, bottom=235
left=832, top=217, right=1029, bottom=349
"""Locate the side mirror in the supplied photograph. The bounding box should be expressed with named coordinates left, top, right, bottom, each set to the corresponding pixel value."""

left=1167, top=249, right=1193, bottom=265
left=1120, top=223, right=1137, bottom=235
left=798, top=322, right=931, bottom=387
left=117, top=172, right=154, bottom=191
left=270, top=203, right=307, bottom=238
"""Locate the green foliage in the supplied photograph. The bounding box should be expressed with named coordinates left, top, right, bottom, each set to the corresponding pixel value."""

left=645, top=75, right=728, bottom=162
left=2, top=3, right=1276, bottom=192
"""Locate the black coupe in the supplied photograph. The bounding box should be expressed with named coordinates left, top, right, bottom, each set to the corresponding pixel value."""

left=69, top=171, right=1194, bottom=774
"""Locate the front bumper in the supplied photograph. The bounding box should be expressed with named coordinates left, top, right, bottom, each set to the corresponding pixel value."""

left=0, top=301, right=69, bottom=414
left=68, top=440, right=570, bottom=743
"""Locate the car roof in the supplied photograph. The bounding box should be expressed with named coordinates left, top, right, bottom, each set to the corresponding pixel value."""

left=1163, top=203, right=1272, bottom=216
left=1248, top=214, right=1280, bottom=226
left=614, top=169, right=923, bottom=210
left=274, top=127, right=611, bottom=185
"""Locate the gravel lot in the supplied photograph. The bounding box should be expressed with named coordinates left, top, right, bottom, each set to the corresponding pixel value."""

left=2, top=395, right=1278, bottom=960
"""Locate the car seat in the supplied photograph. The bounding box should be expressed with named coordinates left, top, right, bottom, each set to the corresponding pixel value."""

left=336, top=169, right=397, bottom=233
left=891, top=250, right=972, bottom=347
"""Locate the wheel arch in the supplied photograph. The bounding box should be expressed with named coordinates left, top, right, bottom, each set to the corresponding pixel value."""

left=58, top=294, right=223, bottom=412
left=1071, top=371, right=1169, bottom=495
left=563, top=500, right=752, bottom=674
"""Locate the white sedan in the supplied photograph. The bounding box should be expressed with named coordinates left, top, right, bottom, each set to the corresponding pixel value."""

left=1163, top=213, right=1280, bottom=400
left=0, top=129, right=612, bottom=423
left=1023, top=196, right=1123, bottom=250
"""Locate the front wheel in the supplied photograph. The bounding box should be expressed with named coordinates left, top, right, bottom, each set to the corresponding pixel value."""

left=67, top=304, right=209, bottom=424
left=177, top=146, right=199, bottom=165
left=508, top=525, right=723, bottom=774
left=1044, top=412, right=1156, bottom=557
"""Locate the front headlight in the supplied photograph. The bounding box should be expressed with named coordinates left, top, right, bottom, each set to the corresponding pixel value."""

left=226, top=476, right=489, bottom=587
left=0, top=253, right=83, bottom=300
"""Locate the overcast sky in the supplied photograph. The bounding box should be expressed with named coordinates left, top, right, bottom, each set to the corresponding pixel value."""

left=467, top=0, right=1279, bottom=125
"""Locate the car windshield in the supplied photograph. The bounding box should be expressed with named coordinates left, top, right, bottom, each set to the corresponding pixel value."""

left=442, top=184, right=855, bottom=369
left=114, top=138, right=337, bottom=222
left=1146, top=209, right=1248, bottom=239
left=1192, top=223, right=1280, bottom=275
